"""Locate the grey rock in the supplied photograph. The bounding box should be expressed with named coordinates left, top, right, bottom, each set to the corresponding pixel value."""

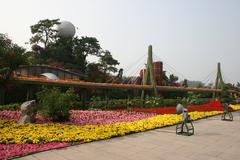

left=18, top=100, right=37, bottom=124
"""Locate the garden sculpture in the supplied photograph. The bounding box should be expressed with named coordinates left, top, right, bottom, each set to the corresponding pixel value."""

left=18, top=100, right=37, bottom=124
left=176, top=104, right=194, bottom=136
left=221, top=103, right=233, bottom=121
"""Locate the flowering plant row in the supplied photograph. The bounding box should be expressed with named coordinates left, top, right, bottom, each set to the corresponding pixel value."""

left=1, top=103, right=239, bottom=159
left=229, top=104, right=240, bottom=110
left=131, top=100, right=232, bottom=114
left=0, top=142, right=70, bottom=160
left=0, top=111, right=223, bottom=145
left=0, top=110, right=156, bottom=125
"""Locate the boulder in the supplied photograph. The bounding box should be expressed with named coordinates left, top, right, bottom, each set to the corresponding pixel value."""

left=18, top=100, right=37, bottom=124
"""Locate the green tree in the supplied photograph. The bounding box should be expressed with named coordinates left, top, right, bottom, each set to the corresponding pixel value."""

left=72, top=36, right=101, bottom=73
left=169, top=74, right=178, bottom=84
left=47, top=36, right=102, bottom=74
left=29, top=19, right=118, bottom=77
left=99, top=50, right=119, bottom=74
left=30, top=19, right=60, bottom=48
left=0, top=34, right=27, bottom=81
left=162, top=71, right=179, bottom=86
left=0, top=33, right=27, bottom=104
left=48, top=37, right=74, bottom=66
left=86, top=63, right=105, bottom=82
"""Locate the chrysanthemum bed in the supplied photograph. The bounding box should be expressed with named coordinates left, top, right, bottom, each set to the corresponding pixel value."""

left=0, top=101, right=239, bottom=159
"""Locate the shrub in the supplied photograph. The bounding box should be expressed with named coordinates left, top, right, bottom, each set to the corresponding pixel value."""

left=89, top=96, right=105, bottom=110
left=0, top=103, right=20, bottom=110
left=145, top=96, right=163, bottom=108
left=127, top=98, right=144, bottom=108
left=37, top=88, right=79, bottom=122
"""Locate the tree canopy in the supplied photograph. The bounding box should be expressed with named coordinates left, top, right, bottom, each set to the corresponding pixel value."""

left=30, top=19, right=60, bottom=48
left=0, top=34, right=27, bottom=82
left=29, top=19, right=120, bottom=81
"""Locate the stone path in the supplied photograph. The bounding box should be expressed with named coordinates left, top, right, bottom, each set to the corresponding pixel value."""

left=15, top=111, right=240, bottom=160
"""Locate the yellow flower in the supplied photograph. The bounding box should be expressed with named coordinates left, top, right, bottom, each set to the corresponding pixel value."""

left=0, top=111, right=224, bottom=144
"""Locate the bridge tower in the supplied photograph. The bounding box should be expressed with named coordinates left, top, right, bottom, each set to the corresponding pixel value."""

left=141, top=45, right=158, bottom=99
left=214, top=62, right=225, bottom=97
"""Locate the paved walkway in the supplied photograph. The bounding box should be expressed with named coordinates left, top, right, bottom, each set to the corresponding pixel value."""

left=15, top=111, right=240, bottom=160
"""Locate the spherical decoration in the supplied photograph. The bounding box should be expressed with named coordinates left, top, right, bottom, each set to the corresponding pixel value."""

left=57, top=21, right=76, bottom=38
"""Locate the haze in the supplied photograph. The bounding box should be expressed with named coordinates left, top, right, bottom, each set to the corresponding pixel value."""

left=0, top=0, right=239, bottom=84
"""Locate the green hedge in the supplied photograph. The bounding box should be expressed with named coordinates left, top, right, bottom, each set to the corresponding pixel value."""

left=0, top=103, right=20, bottom=110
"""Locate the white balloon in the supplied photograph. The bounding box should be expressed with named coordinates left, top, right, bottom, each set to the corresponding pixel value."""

left=57, top=21, right=76, bottom=38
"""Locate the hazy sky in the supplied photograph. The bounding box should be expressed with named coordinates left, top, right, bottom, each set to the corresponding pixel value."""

left=1, top=0, right=239, bottom=84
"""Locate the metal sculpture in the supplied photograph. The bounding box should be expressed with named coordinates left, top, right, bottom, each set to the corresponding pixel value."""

left=176, top=104, right=194, bottom=136
left=214, top=62, right=225, bottom=98
left=141, top=45, right=158, bottom=99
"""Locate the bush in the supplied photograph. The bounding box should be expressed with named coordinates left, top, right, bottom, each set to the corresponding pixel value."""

left=180, top=94, right=211, bottom=106
left=89, top=96, right=105, bottom=110
left=37, top=88, right=79, bottom=122
left=145, top=96, right=164, bottom=107
left=0, top=103, right=20, bottom=110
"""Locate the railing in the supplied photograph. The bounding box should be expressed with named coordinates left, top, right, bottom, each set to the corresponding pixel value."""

left=14, top=76, right=222, bottom=93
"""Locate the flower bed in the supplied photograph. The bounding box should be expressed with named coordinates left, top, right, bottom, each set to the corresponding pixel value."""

left=229, top=104, right=240, bottom=110
left=131, top=100, right=225, bottom=114
left=0, top=102, right=239, bottom=159
left=0, top=111, right=223, bottom=144
left=0, top=110, right=157, bottom=125
left=0, top=142, right=70, bottom=160
left=0, top=110, right=224, bottom=159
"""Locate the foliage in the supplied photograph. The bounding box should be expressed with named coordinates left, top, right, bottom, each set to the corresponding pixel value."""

left=85, top=51, right=120, bottom=82
left=169, top=74, right=178, bottom=83
left=127, top=98, right=144, bottom=108
left=0, top=103, right=20, bottom=111
left=73, top=36, right=102, bottom=74
left=162, top=71, right=179, bottom=86
left=99, top=50, right=119, bottom=74
left=0, top=33, right=27, bottom=82
left=89, top=96, right=104, bottom=110
left=29, top=19, right=120, bottom=80
left=48, top=36, right=102, bottom=73
left=145, top=96, right=163, bottom=107
left=30, top=19, right=60, bottom=48
left=89, top=97, right=143, bottom=110
left=85, top=63, right=105, bottom=82
left=88, top=96, right=210, bottom=110
left=37, top=88, right=79, bottom=122
left=181, top=93, right=202, bottom=106
left=220, top=85, right=237, bottom=104
left=89, top=97, right=127, bottom=110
